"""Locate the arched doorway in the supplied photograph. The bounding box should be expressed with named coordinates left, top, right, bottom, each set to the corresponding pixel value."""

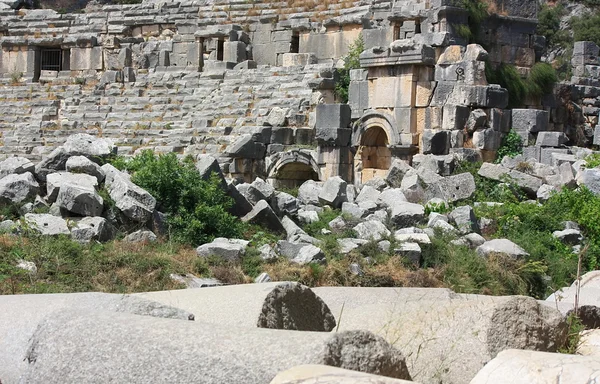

left=273, top=162, right=319, bottom=189
left=266, top=149, right=321, bottom=189
left=357, top=126, right=392, bottom=184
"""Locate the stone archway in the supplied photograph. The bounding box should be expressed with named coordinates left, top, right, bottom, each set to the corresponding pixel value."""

left=267, top=150, right=320, bottom=189
left=352, top=111, right=398, bottom=184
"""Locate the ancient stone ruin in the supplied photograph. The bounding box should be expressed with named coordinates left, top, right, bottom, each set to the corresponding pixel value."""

left=1, top=0, right=598, bottom=187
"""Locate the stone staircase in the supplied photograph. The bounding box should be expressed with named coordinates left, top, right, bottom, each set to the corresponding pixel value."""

left=0, top=63, right=330, bottom=160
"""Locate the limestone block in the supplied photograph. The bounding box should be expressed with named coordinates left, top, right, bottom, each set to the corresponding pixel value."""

left=536, top=131, right=568, bottom=147
left=477, top=238, right=530, bottom=259
left=313, top=287, right=566, bottom=384
left=102, top=164, right=156, bottom=223
left=437, top=45, right=463, bottom=64
left=442, top=104, right=470, bottom=130
left=282, top=53, right=317, bottom=66
left=354, top=220, right=391, bottom=241
left=469, top=349, right=600, bottom=384
left=0, top=157, right=35, bottom=180
left=56, top=183, right=104, bottom=217
left=242, top=200, right=285, bottom=232
left=424, top=172, right=476, bottom=203
left=416, top=107, right=442, bottom=132
left=24, top=213, right=69, bottom=236
left=70, top=47, right=103, bottom=70
left=318, top=176, right=347, bottom=208
left=421, top=129, right=451, bottom=155
left=511, top=109, right=549, bottom=135
left=196, top=237, right=248, bottom=261
left=0, top=172, right=39, bottom=205
left=489, top=108, right=511, bottom=133
left=349, top=80, right=369, bottom=118
left=71, top=217, right=115, bottom=243
left=223, top=41, right=247, bottom=63
left=594, top=126, right=600, bottom=146
left=415, top=81, right=436, bottom=107
left=316, top=104, right=351, bottom=129
left=573, top=41, right=600, bottom=58
left=394, top=107, right=417, bottom=134
left=473, top=128, right=501, bottom=151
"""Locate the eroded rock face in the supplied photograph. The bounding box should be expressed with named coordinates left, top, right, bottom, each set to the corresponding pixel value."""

left=258, top=282, right=336, bottom=332
left=102, top=164, right=156, bottom=223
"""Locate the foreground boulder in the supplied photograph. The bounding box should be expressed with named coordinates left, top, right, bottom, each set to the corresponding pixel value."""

left=136, top=282, right=335, bottom=331
left=313, top=287, right=567, bottom=384
left=71, top=217, right=115, bottom=243
left=318, top=176, right=347, bottom=208
left=21, top=309, right=410, bottom=383
left=0, top=292, right=194, bottom=383
left=270, top=365, right=417, bottom=384
left=0, top=172, right=39, bottom=205
left=46, top=171, right=99, bottom=203
left=56, top=183, right=104, bottom=217
left=469, top=349, right=600, bottom=384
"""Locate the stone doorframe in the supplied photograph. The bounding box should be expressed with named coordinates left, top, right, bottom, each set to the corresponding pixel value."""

left=352, top=110, right=399, bottom=184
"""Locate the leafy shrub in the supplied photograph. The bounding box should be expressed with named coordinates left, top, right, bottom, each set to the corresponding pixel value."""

left=117, top=151, right=244, bottom=246
left=460, top=0, right=489, bottom=43
left=495, top=129, right=523, bottom=162
left=335, top=35, right=364, bottom=103
left=537, top=4, right=566, bottom=48
left=584, top=153, right=600, bottom=168
left=525, top=63, right=558, bottom=98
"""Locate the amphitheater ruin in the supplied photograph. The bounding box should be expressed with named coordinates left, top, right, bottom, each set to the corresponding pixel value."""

left=0, top=0, right=598, bottom=186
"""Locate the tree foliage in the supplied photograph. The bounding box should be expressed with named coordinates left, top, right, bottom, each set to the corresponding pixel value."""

left=119, top=151, right=244, bottom=246
left=335, top=35, right=365, bottom=103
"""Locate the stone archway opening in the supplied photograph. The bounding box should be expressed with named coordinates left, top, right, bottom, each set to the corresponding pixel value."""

left=272, top=161, right=319, bottom=189
left=357, top=126, right=391, bottom=183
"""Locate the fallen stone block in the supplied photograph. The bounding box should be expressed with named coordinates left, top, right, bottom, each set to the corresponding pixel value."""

left=476, top=239, right=529, bottom=259
left=0, top=172, right=39, bottom=205
left=24, top=213, right=70, bottom=236
left=424, top=172, right=476, bottom=203
left=56, top=183, right=104, bottom=217
left=0, top=156, right=35, bottom=180
left=242, top=199, right=285, bottom=232
left=71, top=217, right=115, bottom=243
left=354, top=220, right=391, bottom=241
left=388, top=202, right=425, bottom=228
left=448, top=205, right=479, bottom=234
left=469, top=349, right=600, bottom=384
left=20, top=309, right=410, bottom=383
left=576, top=168, right=600, bottom=195
left=46, top=171, right=99, bottom=204
left=394, top=242, right=421, bottom=264
left=298, top=180, right=322, bottom=205
left=124, top=230, right=158, bottom=243
left=386, top=159, right=414, bottom=188
left=102, top=164, right=156, bottom=223
left=196, top=237, right=248, bottom=261
left=313, top=287, right=566, bottom=384
left=136, top=282, right=335, bottom=331
left=318, top=176, right=347, bottom=208
left=65, top=155, right=106, bottom=182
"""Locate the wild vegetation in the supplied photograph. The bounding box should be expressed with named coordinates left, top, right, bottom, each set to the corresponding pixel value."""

left=335, top=35, right=364, bottom=103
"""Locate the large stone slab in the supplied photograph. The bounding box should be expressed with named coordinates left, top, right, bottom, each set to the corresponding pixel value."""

left=0, top=292, right=193, bottom=383
left=102, top=164, right=156, bottom=223
left=0, top=156, right=34, bottom=180
left=20, top=309, right=410, bottom=383
left=136, top=282, right=335, bottom=332
left=313, top=287, right=566, bottom=384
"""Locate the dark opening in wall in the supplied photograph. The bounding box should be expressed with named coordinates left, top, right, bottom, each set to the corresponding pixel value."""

left=415, top=20, right=421, bottom=34
left=217, top=38, right=224, bottom=61
left=290, top=34, right=300, bottom=53
left=40, top=48, right=62, bottom=71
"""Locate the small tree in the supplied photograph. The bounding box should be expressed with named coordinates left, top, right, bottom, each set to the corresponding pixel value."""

left=335, top=35, right=365, bottom=103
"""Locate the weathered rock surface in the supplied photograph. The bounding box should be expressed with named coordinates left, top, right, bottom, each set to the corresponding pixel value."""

left=20, top=309, right=408, bottom=383
left=196, top=237, right=248, bottom=261
left=24, top=213, right=70, bottom=236
left=269, top=365, right=418, bottom=384
left=65, top=155, right=106, bottom=182
left=0, top=292, right=194, bottom=383
left=71, top=217, right=115, bottom=243
left=354, top=220, right=391, bottom=241
left=0, top=157, right=35, bottom=180
left=476, top=239, right=529, bottom=259
left=102, top=164, right=156, bottom=223
left=318, top=176, right=347, bottom=208
left=136, top=282, right=335, bottom=331
left=0, top=172, right=39, bottom=204
left=469, top=349, right=600, bottom=384
left=242, top=199, right=285, bottom=232
left=56, top=182, right=104, bottom=217
left=46, top=171, right=99, bottom=203
left=124, top=230, right=158, bottom=243
left=313, top=287, right=566, bottom=384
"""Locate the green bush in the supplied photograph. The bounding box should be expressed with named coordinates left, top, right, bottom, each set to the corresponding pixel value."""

left=537, top=4, right=566, bottom=48
left=525, top=63, right=559, bottom=98
left=495, top=129, right=523, bottom=162
left=486, top=63, right=557, bottom=107
left=460, top=0, right=489, bottom=44
left=335, top=35, right=364, bottom=103
left=584, top=153, right=600, bottom=168
left=116, top=151, right=245, bottom=246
